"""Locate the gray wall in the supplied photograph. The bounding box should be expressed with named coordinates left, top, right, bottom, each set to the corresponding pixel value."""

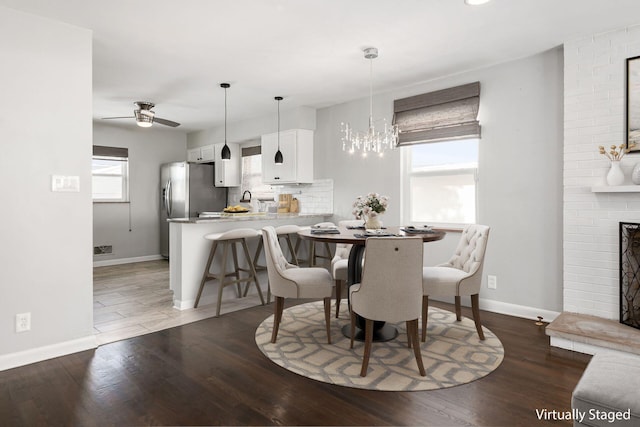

left=0, top=7, right=94, bottom=360
left=315, top=48, right=564, bottom=314
left=93, top=123, right=187, bottom=263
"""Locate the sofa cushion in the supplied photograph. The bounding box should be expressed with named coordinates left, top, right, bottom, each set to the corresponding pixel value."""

left=571, top=351, right=640, bottom=426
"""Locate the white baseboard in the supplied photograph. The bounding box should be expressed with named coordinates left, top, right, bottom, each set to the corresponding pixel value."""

left=431, top=296, right=560, bottom=322
left=479, top=298, right=560, bottom=323
left=0, top=335, right=98, bottom=372
left=93, top=254, right=165, bottom=267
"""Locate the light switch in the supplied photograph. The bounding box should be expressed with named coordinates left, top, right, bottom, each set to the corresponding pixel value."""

left=51, top=175, right=80, bottom=192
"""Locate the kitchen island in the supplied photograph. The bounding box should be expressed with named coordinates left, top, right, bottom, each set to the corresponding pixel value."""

left=168, top=213, right=332, bottom=309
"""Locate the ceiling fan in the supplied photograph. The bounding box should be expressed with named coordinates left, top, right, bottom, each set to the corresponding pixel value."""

left=102, top=101, right=180, bottom=128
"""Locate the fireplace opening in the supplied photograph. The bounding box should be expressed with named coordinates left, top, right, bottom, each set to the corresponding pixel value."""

left=620, top=222, right=640, bottom=329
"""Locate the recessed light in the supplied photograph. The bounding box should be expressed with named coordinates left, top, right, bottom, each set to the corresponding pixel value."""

left=465, top=0, right=491, bottom=5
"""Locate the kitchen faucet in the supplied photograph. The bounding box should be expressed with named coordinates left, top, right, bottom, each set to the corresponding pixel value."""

left=240, top=190, right=251, bottom=202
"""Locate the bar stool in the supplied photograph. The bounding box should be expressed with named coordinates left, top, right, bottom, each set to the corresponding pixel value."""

left=297, top=222, right=335, bottom=267
left=195, top=228, right=265, bottom=317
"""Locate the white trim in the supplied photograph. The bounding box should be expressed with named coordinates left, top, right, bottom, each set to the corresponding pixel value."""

left=479, top=298, right=560, bottom=322
left=430, top=296, right=560, bottom=322
left=93, top=254, right=165, bottom=267
left=0, top=335, right=98, bottom=372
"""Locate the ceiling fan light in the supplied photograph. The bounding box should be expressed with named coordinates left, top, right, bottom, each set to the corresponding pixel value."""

left=135, top=112, right=153, bottom=128
left=221, top=142, right=231, bottom=161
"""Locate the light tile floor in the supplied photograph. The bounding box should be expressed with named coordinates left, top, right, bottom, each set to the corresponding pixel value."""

left=93, top=259, right=268, bottom=345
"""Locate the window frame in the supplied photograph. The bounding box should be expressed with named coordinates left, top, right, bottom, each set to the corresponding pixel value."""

left=92, top=154, right=130, bottom=203
left=401, top=140, right=478, bottom=229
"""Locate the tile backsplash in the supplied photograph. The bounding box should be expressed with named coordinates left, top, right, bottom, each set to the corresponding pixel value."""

left=228, top=179, right=333, bottom=214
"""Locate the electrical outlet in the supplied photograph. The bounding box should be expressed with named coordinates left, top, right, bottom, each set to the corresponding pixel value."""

left=16, top=312, right=31, bottom=333
left=487, top=275, right=497, bottom=289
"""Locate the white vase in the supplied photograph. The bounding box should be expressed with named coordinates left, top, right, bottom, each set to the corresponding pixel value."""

left=607, top=160, right=625, bottom=186
left=632, top=163, right=640, bottom=185
left=364, top=214, right=382, bottom=230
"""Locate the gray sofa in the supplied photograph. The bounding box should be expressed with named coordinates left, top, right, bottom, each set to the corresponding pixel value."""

left=571, top=351, right=640, bottom=426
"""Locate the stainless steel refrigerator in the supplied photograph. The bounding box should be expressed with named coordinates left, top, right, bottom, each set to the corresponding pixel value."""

left=160, top=162, right=226, bottom=258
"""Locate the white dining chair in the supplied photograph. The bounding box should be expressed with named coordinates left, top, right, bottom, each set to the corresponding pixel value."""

left=349, top=236, right=426, bottom=377
left=261, top=226, right=334, bottom=344
left=421, top=224, right=490, bottom=341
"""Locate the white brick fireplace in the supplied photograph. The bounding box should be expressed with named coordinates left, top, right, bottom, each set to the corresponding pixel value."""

left=559, top=24, right=640, bottom=353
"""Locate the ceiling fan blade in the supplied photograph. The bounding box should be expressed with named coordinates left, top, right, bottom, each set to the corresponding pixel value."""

left=102, top=116, right=135, bottom=120
left=154, top=117, right=181, bottom=127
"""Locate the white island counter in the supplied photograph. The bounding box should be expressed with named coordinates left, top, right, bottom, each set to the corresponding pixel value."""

left=168, top=213, right=332, bottom=309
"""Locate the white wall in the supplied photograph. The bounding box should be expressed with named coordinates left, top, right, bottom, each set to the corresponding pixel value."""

left=563, top=24, right=640, bottom=320
left=93, top=123, right=187, bottom=264
left=0, top=7, right=94, bottom=368
left=316, top=48, right=565, bottom=315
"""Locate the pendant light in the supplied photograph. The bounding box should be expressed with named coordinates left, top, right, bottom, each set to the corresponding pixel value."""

left=274, top=96, right=284, bottom=165
left=220, top=83, right=231, bottom=161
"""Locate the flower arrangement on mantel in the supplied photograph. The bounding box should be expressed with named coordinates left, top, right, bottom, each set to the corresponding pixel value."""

left=353, top=193, right=389, bottom=229
left=598, top=144, right=634, bottom=161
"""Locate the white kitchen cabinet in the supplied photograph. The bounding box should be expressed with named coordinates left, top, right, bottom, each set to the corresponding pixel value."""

left=187, top=144, right=215, bottom=163
left=214, top=142, right=240, bottom=187
left=261, top=129, right=314, bottom=184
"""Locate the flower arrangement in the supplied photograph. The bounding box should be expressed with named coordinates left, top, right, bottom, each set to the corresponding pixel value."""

left=599, top=144, right=634, bottom=161
left=352, top=193, right=389, bottom=219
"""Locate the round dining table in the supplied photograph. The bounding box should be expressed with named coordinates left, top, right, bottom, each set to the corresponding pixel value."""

left=297, top=225, right=446, bottom=342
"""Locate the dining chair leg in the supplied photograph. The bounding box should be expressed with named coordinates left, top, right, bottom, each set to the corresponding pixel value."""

left=421, top=295, right=429, bottom=342
left=335, top=280, right=342, bottom=318
left=408, top=319, right=426, bottom=376
left=271, top=296, right=285, bottom=343
left=215, top=243, right=230, bottom=317
left=349, top=310, right=356, bottom=349
left=195, top=241, right=218, bottom=308
left=455, top=295, right=462, bottom=321
left=360, top=318, right=374, bottom=377
left=471, top=294, right=485, bottom=340
left=241, top=239, right=265, bottom=306
left=323, top=297, right=331, bottom=344
left=406, top=321, right=412, bottom=348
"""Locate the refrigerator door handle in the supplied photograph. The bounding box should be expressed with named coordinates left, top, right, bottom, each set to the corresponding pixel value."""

left=164, top=179, right=173, bottom=217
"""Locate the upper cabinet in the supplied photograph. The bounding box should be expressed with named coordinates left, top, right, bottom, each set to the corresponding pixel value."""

left=187, top=144, right=215, bottom=163
left=213, top=143, right=240, bottom=187
left=261, top=129, right=314, bottom=184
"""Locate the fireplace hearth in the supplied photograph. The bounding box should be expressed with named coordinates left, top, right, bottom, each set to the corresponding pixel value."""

left=620, top=222, right=640, bottom=329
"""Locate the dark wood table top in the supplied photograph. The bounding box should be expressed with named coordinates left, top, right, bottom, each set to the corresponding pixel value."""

left=297, top=226, right=446, bottom=245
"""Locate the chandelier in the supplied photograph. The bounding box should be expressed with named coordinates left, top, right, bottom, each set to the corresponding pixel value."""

left=341, top=47, right=399, bottom=157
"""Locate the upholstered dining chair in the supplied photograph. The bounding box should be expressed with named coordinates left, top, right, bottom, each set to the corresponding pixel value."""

left=349, top=237, right=426, bottom=377
left=421, top=224, right=490, bottom=342
left=331, top=219, right=367, bottom=318
left=261, top=226, right=334, bottom=344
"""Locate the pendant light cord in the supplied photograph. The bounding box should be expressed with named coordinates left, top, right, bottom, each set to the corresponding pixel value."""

left=369, top=57, right=373, bottom=129
left=224, top=86, right=227, bottom=144
left=277, top=98, right=280, bottom=150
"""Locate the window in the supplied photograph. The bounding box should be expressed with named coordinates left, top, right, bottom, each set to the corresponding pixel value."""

left=241, top=146, right=274, bottom=200
left=402, top=139, right=478, bottom=226
left=395, top=82, right=481, bottom=226
left=92, top=146, right=129, bottom=202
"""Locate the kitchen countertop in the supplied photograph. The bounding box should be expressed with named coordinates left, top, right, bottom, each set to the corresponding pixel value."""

left=167, top=212, right=332, bottom=224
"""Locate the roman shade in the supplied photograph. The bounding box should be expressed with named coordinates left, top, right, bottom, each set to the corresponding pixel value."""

left=93, top=145, right=128, bottom=158
left=393, top=82, right=481, bottom=146
left=242, top=145, right=261, bottom=157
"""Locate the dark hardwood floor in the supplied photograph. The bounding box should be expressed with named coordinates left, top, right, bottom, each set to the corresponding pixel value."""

left=0, top=298, right=589, bottom=426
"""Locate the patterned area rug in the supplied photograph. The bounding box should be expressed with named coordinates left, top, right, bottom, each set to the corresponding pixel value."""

left=255, top=300, right=504, bottom=391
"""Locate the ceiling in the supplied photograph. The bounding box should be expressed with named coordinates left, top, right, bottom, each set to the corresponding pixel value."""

left=2, top=0, right=640, bottom=133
